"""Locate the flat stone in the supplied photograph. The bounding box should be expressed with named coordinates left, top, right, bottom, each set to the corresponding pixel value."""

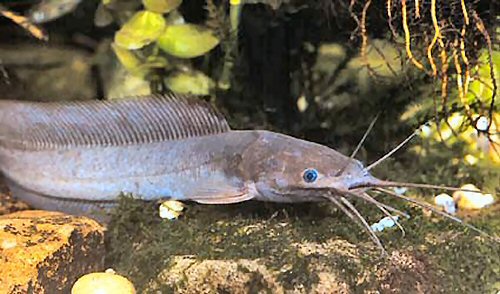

left=148, top=256, right=285, bottom=293
left=0, top=210, right=105, bottom=293
left=147, top=254, right=354, bottom=293
left=145, top=242, right=430, bottom=293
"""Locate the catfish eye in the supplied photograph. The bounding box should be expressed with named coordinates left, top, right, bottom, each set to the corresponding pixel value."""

left=302, top=168, right=318, bottom=183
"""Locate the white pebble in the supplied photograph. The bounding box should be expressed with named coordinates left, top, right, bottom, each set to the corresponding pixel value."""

left=370, top=222, right=385, bottom=232
left=434, top=193, right=457, bottom=214
left=72, top=271, right=136, bottom=294
left=420, top=125, right=432, bottom=138
left=453, top=184, right=495, bottom=210
left=393, top=187, right=407, bottom=195
left=159, top=206, right=178, bottom=220
left=371, top=215, right=399, bottom=232
left=475, top=116, right=489, bottom=132
left=379, top=216, right=398, bottom=228
left=481, top=194, right=495, bottom=206
left=158, top=200, right=185, bottom=220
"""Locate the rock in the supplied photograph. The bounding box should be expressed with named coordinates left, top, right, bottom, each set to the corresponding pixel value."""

left=158, top=200, right=185, bottom=220
left=0, top=210, right=105, bottom=293
left=148, top=256, right=285, bottom=293
left=434, top=193, right=456, bottom=214
left=72, top=269, right=136, bottom=294
left=371, top=215, right=400, bottom=232
left=453, top=184, right=495, bottom=210
left=144, top=240, right=436, bottom=294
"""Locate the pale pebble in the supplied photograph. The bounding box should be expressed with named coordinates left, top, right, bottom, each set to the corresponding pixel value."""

left=370, top=222, right=384, bottom=232
left=453, top=184, right=495, bottom=210
left=393, top=187, right=407, bottom=195
left=434, top=193, right=457, bottom=214
left=379, top=216, right=398, bottom=228
left=159, top=206, right=182, bottom=220
left=72, top=272, right=136, bottom=294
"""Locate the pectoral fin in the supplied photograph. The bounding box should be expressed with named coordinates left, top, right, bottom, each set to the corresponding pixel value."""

left=194, top=193, right=253, bottom=204
left=188, top=180, right=253, bottom=204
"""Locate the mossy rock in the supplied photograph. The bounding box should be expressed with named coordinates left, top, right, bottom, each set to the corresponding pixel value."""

left=106, top=196, right=500, bottom=293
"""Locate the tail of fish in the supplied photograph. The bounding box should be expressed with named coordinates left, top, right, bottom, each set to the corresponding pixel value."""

left=3, top=176, right=115, bottom=222
left=0, top=100, right=114, bottom=221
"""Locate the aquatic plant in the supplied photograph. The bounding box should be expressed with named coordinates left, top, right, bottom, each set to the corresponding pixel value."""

left=346, top=0, right=498, bottom=140
left=101, top=0, right=221, bottom=95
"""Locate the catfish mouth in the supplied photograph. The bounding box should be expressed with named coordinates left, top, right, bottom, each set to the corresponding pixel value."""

left=268, top=175, right=374, bottom=199
left=267, top=186, right=332, bottom=202
left=343, top=174, right=382, bottom=190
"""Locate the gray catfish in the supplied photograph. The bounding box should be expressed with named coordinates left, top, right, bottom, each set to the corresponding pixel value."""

left=0, top=93, right=492, bottom=255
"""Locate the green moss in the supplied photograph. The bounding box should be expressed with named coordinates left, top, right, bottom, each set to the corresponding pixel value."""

left=104, top=190, right=499, bottom=293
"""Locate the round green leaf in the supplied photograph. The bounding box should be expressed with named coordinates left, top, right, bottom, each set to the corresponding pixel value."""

left=166, top=71, right=214, bottom=95
left=114, top=10, right=166, bottom=50
left=112, top=43, right=149, bottom=77
left=143, top=0, right=182, bottom=13
left=157, top=24, right=219, bottom=58
left=112, top=43, right=141, bottom=70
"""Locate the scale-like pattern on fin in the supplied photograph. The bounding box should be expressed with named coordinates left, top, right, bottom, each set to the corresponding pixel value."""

left=0, top=93, right=231, bottom=150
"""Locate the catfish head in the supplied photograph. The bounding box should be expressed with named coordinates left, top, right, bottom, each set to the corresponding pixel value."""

left=237, top=130, right=492, bottom=255
left=239, top=131, right=376, bottom=202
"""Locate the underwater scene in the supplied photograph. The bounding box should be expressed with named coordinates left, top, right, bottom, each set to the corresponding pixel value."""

left=0, top=0, right=498, bottom=293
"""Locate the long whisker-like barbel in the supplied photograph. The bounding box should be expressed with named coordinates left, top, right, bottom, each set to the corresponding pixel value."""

left=365, top=130, right=420, bottom=171
left=374, top=188, right=493, bottom=238
left=325, top=193, right=388, bottom=256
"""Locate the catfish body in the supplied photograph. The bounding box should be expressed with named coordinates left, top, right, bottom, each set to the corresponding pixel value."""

left=0, top=95, right=246, bottom=214
left=0, top=94, right=366, bottom=217
left=0, top=131, right=253, bottom=201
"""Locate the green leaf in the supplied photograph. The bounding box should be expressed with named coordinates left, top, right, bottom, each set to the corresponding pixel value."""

left=166, top=71, right=214, bottom=95
left=143, top=55, right=169, bottom=68
left=465, top=49, right=500, bottom=104
left=111, top=43, right=149, bottom=77
left=143, top=0, right=182, bottom=14
left=114, top=10, right=166, bottom=50
left=112, top=43, right=141, bottom=70
left=157, top=24, right=219, bottom=58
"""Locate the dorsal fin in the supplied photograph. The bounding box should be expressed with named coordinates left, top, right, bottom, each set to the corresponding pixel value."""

left=0, top=93, right=231, bottom=150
